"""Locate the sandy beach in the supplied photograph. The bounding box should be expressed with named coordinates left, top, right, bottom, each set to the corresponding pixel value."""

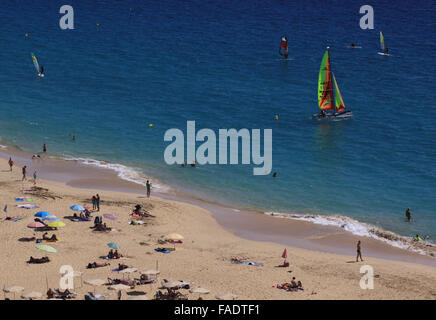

left=0, top=149, right=435, bottom=300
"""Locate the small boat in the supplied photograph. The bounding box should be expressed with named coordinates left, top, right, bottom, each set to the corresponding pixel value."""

left=312, top=49, right=353, bottom=120
left=377, top=31, right=390, bottom=56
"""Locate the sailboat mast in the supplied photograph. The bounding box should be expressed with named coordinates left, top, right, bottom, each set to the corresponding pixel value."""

left=328, top=48, right=336, bottom=114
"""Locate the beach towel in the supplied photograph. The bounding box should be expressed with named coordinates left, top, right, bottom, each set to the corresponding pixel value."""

left=17, top=204, right=39, bottom=209
left=154, top=248, right=171, bottom=254
left=103, top=214, right=118, bottom=220
left=231, top=257, right=263, bottom=266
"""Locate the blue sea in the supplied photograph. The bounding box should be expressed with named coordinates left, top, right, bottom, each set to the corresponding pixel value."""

left=0, top=1, right=435, bottom=244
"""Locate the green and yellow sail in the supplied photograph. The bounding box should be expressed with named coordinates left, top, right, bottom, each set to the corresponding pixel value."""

left=333, top=73, right=346, bottom=112
left=380, top=31, right=385, bottom=51
left=318, top=50, right=334, bottom=111
left=31, top=52, right=40, bottom=74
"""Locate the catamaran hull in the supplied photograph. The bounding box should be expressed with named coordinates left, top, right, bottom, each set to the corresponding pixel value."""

left=312, top=110, right=353, bottom=120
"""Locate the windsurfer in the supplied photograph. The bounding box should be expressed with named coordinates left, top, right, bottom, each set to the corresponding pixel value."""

left=39, top=65, right=44, bottom=76
left=320, top=110, right=327, bottom=117
left=351, top=43, right=355, bottom=48
left=383, top=46, right=389, bottom=54
left=279, top=36, right=288, bottom=59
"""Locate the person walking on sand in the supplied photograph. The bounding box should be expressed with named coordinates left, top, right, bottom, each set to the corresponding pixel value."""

left=356, top=240, right=363, bottom=262
left=96, top=194, right=100, bottom=211
left=33, top=170, right=37, bottom=185
left=43, top=144, right=47, bottom=153
left=146, top=180, right=151, bottom=198
left=22, top=165, right=27, bottom=181
left=405, top=208, right=411, bottom=222
left=8, top=157, right=13, bottom=171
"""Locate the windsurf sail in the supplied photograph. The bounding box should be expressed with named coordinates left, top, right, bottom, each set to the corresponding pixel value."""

left=318, top=50, right=334, bottom=111
left=31, top=52, right=40, bottom=74
left=380, top=31, right=385, bottom=52
left=279, top=37, right=288, bottom=57
left=333, top=73, right=346, bottom=112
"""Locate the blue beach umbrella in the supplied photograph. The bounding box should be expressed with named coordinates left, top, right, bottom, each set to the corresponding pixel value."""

left=70, top=205, right=85, bottom=211
left=34, top=211, right=51, bottom=218
left=107, top=242, right=120, bottom=250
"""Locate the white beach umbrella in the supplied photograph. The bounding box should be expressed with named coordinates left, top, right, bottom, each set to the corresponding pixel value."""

left=119, top=267, right=137, bottom=274
left=108, top=284, right=131, bottom=291
left=163, top=280, right=184, bottom=289
left=191, top=287, right=210, bottom=294
left=140, top=269, right=160, bottom=276
left=21, top=291, right=42, bottom=300
left=84, top=279, right=106, bottom=294
left=216, top=293, right=238, bottom=300
left=3, top=286, right=24, bottom=300
left=165, top=233, right=184, bottom=240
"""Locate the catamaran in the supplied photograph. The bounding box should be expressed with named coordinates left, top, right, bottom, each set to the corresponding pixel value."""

left=378, top=31, right=389, bottom=56
left=312, top=49, right=353, bottom=119
left=31, top=52, right=44, bottom=77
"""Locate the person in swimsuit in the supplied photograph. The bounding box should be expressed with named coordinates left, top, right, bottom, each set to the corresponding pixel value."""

left=356, top=240, right=363, bottom=262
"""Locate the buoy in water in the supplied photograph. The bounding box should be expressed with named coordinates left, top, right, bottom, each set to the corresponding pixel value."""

left=96, top=23, right=100, bottom=27
left=275, top=115, right=279, bottom=120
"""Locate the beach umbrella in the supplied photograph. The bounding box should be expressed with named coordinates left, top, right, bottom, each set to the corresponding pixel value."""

left=119, top=267, right=137, bottom=274
left=282, top=248, right=287, bottom=259
left=84, top=279, right=106, bottom=294
left=108, top=284, right=131, bottom=291
left=107, top=242, right=120, bottom=250
left=216, top=293, right=238, bottom=300
left=27, top=221, right=45, bottom=228
left=21, top=291, right=42, bottom=300
left=36, top=244, right=57, bottom=253
left=3, top=286, right=24, bottom=300
left=70, top=205, right=85, bottom=211
left=165, top=233, right=184, bottom=241
left=163, top=281, right=184, bottom=289
left=191, top=287, right=210, bottom=294
left=48, top=221, right=66, bottom=228
left=140, top=270, right=160, bottom=276
left=34, top=211, right=51, bottom=218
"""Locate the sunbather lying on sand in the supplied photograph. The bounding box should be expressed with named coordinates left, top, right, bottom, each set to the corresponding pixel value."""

left=107, top=277, right=135, bottom=288
left=135, top=274, right=156, bottom=285
left=27, top=256, right=50, bottom=264
left=87, top=262, right=110, bottom=269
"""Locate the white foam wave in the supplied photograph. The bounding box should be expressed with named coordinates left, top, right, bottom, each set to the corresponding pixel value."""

left=63, top=157, right=171, bottom=193
left=264, top=211, right=434, bottom=257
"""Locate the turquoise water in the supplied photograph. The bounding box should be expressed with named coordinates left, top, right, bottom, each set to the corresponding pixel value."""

left=0, top=0, right=435, bottom=241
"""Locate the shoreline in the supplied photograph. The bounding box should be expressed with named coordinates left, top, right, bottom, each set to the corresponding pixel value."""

left=0, top=143, right=435, bottom=267
left=0, top=147, right=435, bottom=300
